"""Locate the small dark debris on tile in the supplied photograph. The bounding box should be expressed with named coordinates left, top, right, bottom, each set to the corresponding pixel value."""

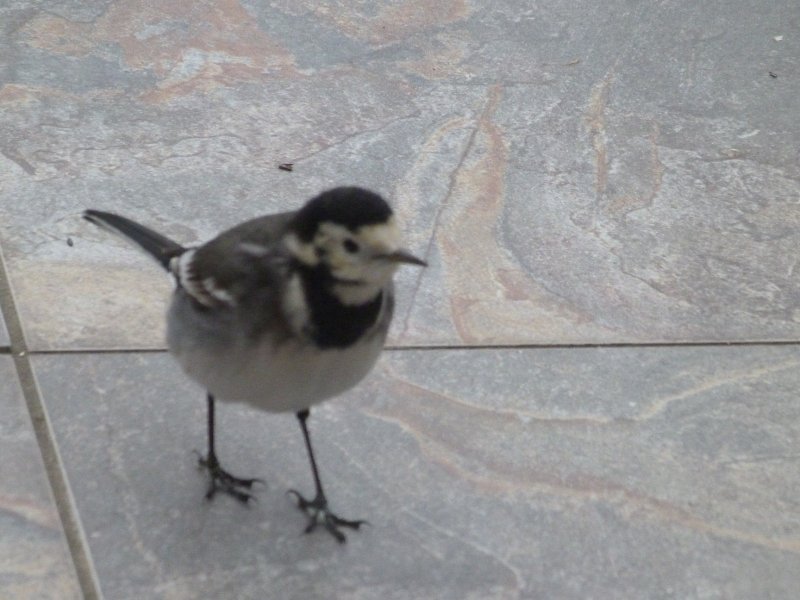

left=278, top=163, right=294, bottom=172
left=67, top=237, right=74, bottom=247
left=769, top=71, right=778, bottom=78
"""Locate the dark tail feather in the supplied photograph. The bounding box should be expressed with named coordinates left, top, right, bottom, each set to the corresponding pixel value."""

left=83, top=209, right=185, bottom=270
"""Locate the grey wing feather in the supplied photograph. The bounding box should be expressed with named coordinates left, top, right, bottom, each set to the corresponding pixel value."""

left=182, top=211, right=296, bottom=303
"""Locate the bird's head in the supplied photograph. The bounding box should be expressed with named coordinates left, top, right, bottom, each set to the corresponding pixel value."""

left=284, top=187, right=426, bottom=305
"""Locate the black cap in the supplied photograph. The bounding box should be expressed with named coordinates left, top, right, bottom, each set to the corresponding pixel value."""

left=291, top=187, right=393, bottom=241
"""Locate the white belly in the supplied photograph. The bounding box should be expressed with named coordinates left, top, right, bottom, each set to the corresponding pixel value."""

left=171, top=333, right=385, bottom=413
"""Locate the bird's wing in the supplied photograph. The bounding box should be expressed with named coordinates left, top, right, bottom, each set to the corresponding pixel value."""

left=174, top=211, right=297, bottom=307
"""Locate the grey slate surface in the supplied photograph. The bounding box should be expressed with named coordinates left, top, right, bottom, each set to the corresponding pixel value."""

left=2, top=1, right=800, bottom=598
left=31, top=347, right=800, bottom=599
left=1, top=0, right=798, bottom=350
left=0, top=356, right=81, bottom=599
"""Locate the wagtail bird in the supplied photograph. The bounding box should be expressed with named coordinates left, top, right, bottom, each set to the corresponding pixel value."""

left=83, top=187, right=426, bottom=542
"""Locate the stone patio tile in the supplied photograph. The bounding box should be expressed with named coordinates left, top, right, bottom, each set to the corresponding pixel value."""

left=1, top=1, right=798, bottom=350
left=31, top=346, right=800, bottom=599
left=0, top=356, right=82, bottom=599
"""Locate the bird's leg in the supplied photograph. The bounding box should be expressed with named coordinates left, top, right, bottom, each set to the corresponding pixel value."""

left=288, top=409, right=367, bottom=543
left=197, top=393, right=263, bottom=503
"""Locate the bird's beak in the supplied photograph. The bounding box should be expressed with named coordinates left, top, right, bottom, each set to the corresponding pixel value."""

left=382, top=249, right=427, bottom=267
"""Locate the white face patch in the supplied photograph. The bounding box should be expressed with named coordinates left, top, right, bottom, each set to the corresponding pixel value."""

left=325, top=222, right=400, bottom=283
left=283, top=217, right=405, bottom=306
left=357, top=217, right=402, bottom=254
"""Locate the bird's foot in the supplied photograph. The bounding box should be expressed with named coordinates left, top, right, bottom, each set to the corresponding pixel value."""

left=195, top=451, right=263, bottom=503
left=287, top=490, right=367, bottom=543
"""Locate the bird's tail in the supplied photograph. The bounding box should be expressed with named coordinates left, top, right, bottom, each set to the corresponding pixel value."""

left=83, top=209, right=185, bottom=270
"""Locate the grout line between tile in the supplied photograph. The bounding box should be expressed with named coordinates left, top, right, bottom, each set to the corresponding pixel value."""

left=385, top=340, right=800, bottom=351
left=0, top=247, right=102, bottom=600
left=19, top=338, right=800, bottom=356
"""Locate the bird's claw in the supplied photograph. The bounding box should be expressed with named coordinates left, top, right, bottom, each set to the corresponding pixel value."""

left=195, top=450, right=264, bottom=503
left=287, top=490, right=367, bottom=543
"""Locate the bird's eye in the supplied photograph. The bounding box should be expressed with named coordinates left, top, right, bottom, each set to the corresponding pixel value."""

left=343, top=239, right=359, bottom=254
